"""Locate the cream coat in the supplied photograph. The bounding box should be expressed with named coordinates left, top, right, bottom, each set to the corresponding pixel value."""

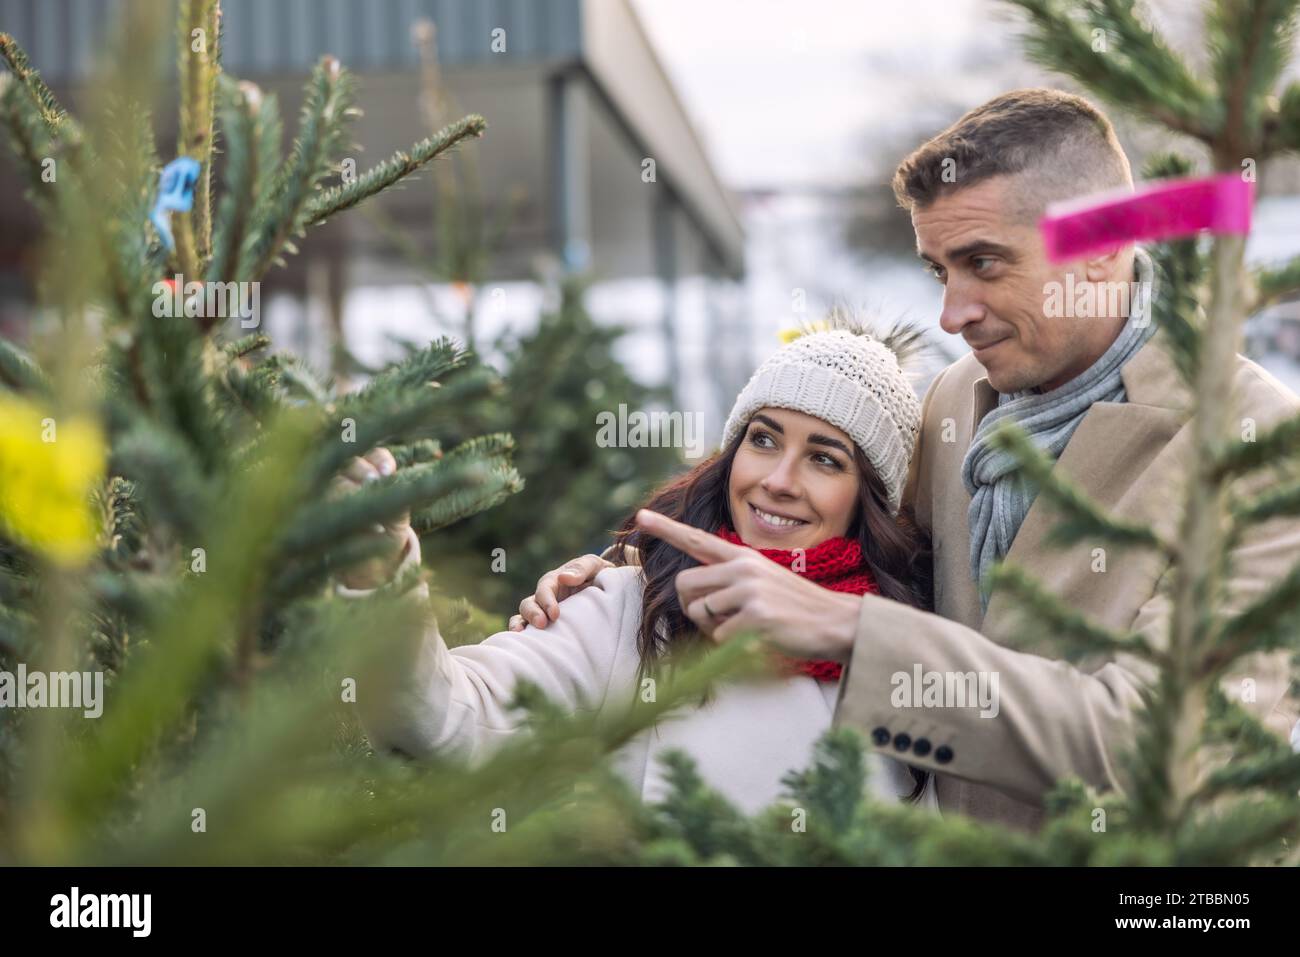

left=356, top=551, right=937, bottom=817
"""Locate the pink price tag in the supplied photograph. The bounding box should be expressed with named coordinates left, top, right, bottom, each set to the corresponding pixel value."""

left=1039, top=173, right=1254, bottom=263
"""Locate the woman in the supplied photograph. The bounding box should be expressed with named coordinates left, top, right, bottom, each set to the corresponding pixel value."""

left=343, top=317, right=936, bottom=815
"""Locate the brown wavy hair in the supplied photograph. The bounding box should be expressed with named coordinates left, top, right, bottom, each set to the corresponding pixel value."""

left=607, top=417, right=935, bottom=803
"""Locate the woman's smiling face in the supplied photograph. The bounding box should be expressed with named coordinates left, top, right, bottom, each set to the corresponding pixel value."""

left=727, top=407, right=862, bottom=550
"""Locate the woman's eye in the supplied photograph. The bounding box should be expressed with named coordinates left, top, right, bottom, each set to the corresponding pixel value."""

left=750, top=430, right=775, bottom=448
left=814, top=453, right=843, bottom=470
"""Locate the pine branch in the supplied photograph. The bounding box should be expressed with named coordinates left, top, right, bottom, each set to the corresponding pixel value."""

left=1195, top=750, right=1300, bottom=800
left=1230, top=476, right=1300, bottom=527
left=110, top=424, right=213, bottom=542
left=1138, top=154, right=1208, bottom=387
left=0, top=71, right=60, bottom=211
left=0, top=603, right=35, bottom=661
left=1147, top=236, right=1206, bottom=386
left=987, top=421, right=1170, bottom=554
left=439, top=432, right=515, bottom=464
left=1, top=73, right=145, bottom=325
left=651, top=749, right=759, bottom=863
left=246, top=57, right=356, bottom=279
left=1005, top=0, right=1218, bottom=143
left=218, top=355, right=282, bottom=422
left=1252, top=253, right=1300, bottom=311
left=985, top=561, right=1157, bottom=661
left=1206, top=0, right=1300, bottom=154
left=1174, top=795, right=1300, bottom=865
left=0, top=32, right=72, bottom=138
left=131, top=306, right=228, bottom=471
left=389, top=438, right=443, bottom=468
left=308, top=367, right=500, bottom=492
left=264, top=354, right=333, bottom=407
left=411, top=459, right=523, bottom=533
left=0, top=338, right=50, bottom=394
left=207, top=77, right=277, bottom=289
left=1203, top=684, right=1291, bottom=760
left=266, top=534, right=394, bottom=604
left=302, top=114, right=487, bottom=228
left=100, top=98, right=162, bottom=327
left=1213, top=409, right=1300, bottom=480
left=222, top=333, right=270, bottom=359
left=306, top=390, right=465, bottom=489
left=97, top=475, right=143, bottom=564
left=279, top=455, right=504, bottom=558
left=778, top=729, right=868, bottom=837
left=1265, top=78, right=1300, bottom=153
left=350, top=337, right=471, bottom=403
left=1208, top=553, right=1300, bottom=668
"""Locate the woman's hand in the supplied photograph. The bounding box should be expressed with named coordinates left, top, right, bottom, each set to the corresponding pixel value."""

left=636, top=509, right=861, bottom=662
left=333, top=447, right=414, bottom=591
left=508, top=553, right=613, bottom=631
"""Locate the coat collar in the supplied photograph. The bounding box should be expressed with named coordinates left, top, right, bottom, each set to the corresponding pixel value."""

left=969, top=324, right=1192, bottom=437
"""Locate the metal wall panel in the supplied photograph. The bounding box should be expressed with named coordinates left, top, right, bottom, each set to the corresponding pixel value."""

left=0, top=0, right=582, bottom=81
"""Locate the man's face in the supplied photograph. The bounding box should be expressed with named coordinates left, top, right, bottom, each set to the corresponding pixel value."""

left=912, top=175, right=1101, bottom=394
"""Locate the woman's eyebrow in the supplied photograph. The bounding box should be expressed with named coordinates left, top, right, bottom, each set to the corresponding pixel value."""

left=753, top=415, right=849, bottom=454
left=808, top=433, right=852, bottom=455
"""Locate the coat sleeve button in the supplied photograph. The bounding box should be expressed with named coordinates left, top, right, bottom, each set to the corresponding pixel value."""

left=892, top=733, right=912, bottom=752
left=871, top=726, right=891, bottom=747
left=912, top=737, right=931, bottom=757
left=935, top=745, right=954, bottom=764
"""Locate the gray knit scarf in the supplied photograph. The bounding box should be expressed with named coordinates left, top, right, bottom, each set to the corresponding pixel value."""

left=961, top=247, right=1157, bottom=613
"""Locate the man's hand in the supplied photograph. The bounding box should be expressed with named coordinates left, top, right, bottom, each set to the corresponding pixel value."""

left=508, top=553, right=614, bottom=631
left=634, top=509, right=861, bottom=662
left=333, top=447, right=413, bottom=591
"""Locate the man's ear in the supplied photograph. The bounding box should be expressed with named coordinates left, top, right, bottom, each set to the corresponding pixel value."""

left=1083, top=243, right=1130, bottom=283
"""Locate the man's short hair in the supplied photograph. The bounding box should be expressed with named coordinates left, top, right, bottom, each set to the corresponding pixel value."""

left=891, top=88, right=1134, bottom=223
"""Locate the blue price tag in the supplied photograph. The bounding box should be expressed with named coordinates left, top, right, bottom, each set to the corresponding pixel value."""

left=150, top=156, right=201, bottom=252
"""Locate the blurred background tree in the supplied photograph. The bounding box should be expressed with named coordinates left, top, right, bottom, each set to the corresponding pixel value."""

left=428, top=278, right=682, bottom=618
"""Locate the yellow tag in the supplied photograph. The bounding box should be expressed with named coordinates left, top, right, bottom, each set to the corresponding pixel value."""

left=0, top=395, right=105, bottom=564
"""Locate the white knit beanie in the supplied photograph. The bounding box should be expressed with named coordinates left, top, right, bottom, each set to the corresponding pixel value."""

left=720, top=319, right=924, bottom=516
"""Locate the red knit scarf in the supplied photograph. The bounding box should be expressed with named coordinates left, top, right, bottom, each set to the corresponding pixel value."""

left=714, top=525, right=878, bottom=682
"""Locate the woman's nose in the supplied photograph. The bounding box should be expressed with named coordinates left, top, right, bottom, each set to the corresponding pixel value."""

left=760, top=455, right=802, bottom=497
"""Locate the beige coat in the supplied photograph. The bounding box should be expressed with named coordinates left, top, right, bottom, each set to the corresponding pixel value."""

left=833, top=326, right=1300, bottom=832
left=356, top=552, right=936, bottom=817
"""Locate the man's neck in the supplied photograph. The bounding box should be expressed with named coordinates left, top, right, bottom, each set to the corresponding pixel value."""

left=1033, top=254, right=1143, bottom=394
left=1036, top=318, right=1126, bottom=394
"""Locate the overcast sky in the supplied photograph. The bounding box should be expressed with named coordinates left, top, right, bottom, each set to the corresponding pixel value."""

left=631, top=0, right=1300, bottom=192
left=631, top=0, right=1028, bottom=190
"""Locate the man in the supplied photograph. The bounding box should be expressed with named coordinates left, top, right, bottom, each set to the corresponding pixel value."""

left=495, top=89, right=1300, bottom=832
